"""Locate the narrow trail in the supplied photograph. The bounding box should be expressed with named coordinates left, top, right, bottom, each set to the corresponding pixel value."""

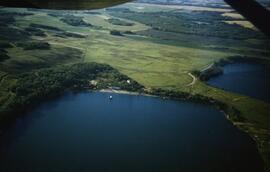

left=201, top=63, right=214, bottom=72
left=186, top=72, right=197, bottom=87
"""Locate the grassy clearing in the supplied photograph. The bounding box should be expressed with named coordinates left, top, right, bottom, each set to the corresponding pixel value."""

left=224, top=20, right=257, bottom=30
left=221, top=12, right=244, bottom=19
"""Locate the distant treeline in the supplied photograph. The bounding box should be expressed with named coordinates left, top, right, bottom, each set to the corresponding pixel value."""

left=107, top=8, right=266, bottom=40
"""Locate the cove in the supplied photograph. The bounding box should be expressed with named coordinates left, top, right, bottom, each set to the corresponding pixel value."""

left=207, top=62, right=270, bottom=102
left=0, top=92, right=264, bottom=172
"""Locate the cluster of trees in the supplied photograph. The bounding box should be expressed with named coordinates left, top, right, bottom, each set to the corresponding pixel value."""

left=0, top=41, right=13, bottom=49
left=30, top=23, right=63, bottom=32
left=47, top=12, right=93, bottom=28
left=197, top=63, right=223, bottom=81
left=62, top=32, right=86, bottom=38
left=84, top=11, right=101, bottom=15
left=110, top=30, right=123, bottom=36
left=0, top=41, right=12, bottom=62
left=47, top=12, right=65, bottom=18
left=24, top=26, right=46, bottom=37
left=60, top=15, right=92, bottom=27
left=1, top=63, right=143, bottom=121
left=0, top=12, right=15, bottom=26
left=0, top=11, right=33, bottom=26
left=95, top=71, right=143, bottom=92
left=54, top=31, right=87, bottom=38
left=16, top=41, right=51, bottom=50
left=123, top=31, right=135, bottom=35
left=193, top=56, right=270, bottom=81
left=0, top=49, right=10, bottom=62
left=149, top=88, right=211, bottom=103
left=107, top=18, right=134, bottom=26
left=106, top=8, right=133, bottom=14
left=0, top=25, right=30, bottom=41
left=29, top=21, right=87, bottom=38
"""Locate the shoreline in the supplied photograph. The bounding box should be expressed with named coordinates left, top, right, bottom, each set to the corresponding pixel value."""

left=99, top=88, right=268, bottom=172
left=0, top=59, right=269, bottom=171
left=196, top=56, right=270, bottom=172
left=99, top=88, right=145, bottom=96
left=98, top=88, right=161, bottom=98
left=193, top=55, right=270, bottom=82
left=0, top=86, right=268, bottom=171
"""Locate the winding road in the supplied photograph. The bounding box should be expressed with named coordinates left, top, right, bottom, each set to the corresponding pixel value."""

left=186, top=72, right=197, bottom=87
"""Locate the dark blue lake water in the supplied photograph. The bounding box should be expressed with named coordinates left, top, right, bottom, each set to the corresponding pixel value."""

left=207, top=63, right=270, bottom=102
left=0, top=92, right=264, bottom=172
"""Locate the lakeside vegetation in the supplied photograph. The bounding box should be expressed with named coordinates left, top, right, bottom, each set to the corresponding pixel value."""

left=0, top=62, right=143, bottom=126
left=0, top=3, right=270, bottom=171
left=148, top=88, right=244, bottom=122
left=193, top=56, right=270, bottom=81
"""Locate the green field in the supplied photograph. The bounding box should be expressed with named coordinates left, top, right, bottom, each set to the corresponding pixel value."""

left=1, top=2, right=270, bottom=171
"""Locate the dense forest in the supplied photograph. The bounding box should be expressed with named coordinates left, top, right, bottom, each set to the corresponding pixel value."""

left=0, top=63, right=143, bottom=125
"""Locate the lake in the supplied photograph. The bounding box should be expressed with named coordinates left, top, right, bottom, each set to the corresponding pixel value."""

left=0, top=92, right=264, bottom=172
left=207, top=63, right=270, bottom=102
